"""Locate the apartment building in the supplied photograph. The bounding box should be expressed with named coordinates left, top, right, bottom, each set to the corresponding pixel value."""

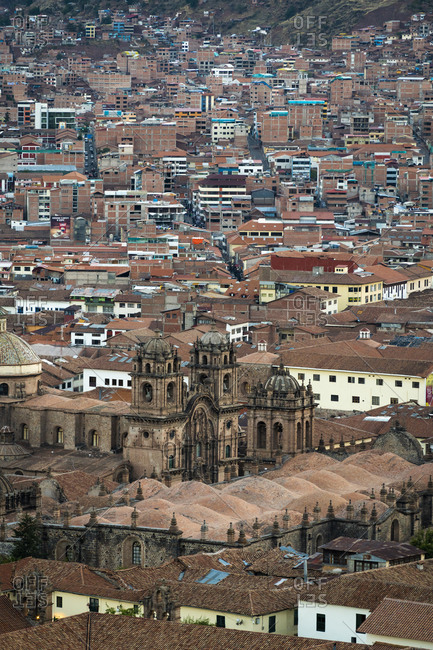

left=280, top=353, right=431, bottom=412
left=259, top=266, right=383, bottom=311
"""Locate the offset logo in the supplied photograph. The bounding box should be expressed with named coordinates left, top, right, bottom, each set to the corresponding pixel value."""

left=291, top=15, right=328, bottom=48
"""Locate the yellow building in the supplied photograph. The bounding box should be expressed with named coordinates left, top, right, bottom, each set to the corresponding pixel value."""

left=85, top=24, right=96, bottom=39
left=180, top=604, right=296, bottom=635
left=259, top=271, right=383, bottom=311
left=51, top=589, right=143, bottom=620
left=279, top=352, right=433, bottom=411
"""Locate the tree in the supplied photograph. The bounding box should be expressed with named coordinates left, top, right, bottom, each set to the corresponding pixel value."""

left=11, top=514, right=43, bottom=561
left=411, top=528, right=433, bottom=558
left=105, top=604, right=140, bottom=617
left=181, top=616, right=213, bottom=625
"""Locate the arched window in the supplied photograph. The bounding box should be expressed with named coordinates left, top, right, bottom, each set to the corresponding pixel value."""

left=202, top=355, right=208, bottom=366
left=132, top=541, right=141, bottom=565
left=196, top=442, right=202, bottom=458
left=223, top=374, right=231, bottom=393
left=145, top=363, right=151, bottom=374
left=224, top=355, right=228, bottom=365
left=65, top=545, right=75, bottom=562
left=167, top=362, right=172, bottom=374
left=305, top=421, right=311, bottom=448
left=22, top=424, right=29, bottom=441
left=225, top=445, right=231, bottom=458
left=297, top=422, right=302, bottom=450
left=242, top=381, right=251, bottom=395
left=391, top=519, right=400, bottom=542
left=91, top=431, right=99, bottom=448
left=0, top=383, right=8, bottom=396
left=315, top=535, right=323, bottom=553
left=273, top=422, right=282, bottom=449
left=199, top=374, right=208, bottom=385
left=56, top=427, right=64, bottom=444
left=143, top=383, right=153, bottom=402
left=257, top=422, right=267, bottom=449
left=167, top=382, right=174, bottom=403
left=168, top=454, right=174, bottom=469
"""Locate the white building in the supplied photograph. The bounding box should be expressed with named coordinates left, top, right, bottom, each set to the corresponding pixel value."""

left=212, top=63, right=234, bottom=83
left=238, top=159, right=263, bottom=176
left=70, top=323, right=107, bottom=347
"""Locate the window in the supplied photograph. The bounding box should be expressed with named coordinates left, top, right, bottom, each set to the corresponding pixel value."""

left=112, top=379, right=117, bottom=386
left=89, top=376, right=96, bottom=387
left=91, top=431, right=99, bottom=447
left=356, top=613, right=366, bottom=630
left=56, top=596, right=63, bottom=608
left=372, top=396, right=380, bottom=406
left=216, top=615, right=225, bottom=628
left=105, top=378, right=109, bottom=386
left=331, top=395, right=339, bottom=402
left=316, top=613, right=326, bottom=632
left=412, top=381, right=420, bottom=388
left=395, top=380, right=402, bottom=387
left=298, top=373, right=305, bottom=381
left=56, top=427, right=64, bottom=444
left=119, top=379, right=124, bottom=387
left=313, top=393, right=320, bottom=400
left=269, top=615, right=276, bottom=633
left=313, top=374, right=320, bottom=381
left=358, top=378, right=365, bottom=384
left=22, top=425, right=29, bottom=440
left=376, top=378, right=383, bottom=386
left=390, top=397, right=398, bottom=405
left=89, top=597, right=99, bottom=613
left=132, top=541, right=141, bottom=565
left=352, top=396, right=360, bottom=403
left=332, top=287, right=338, bottom=293
left=329, top=375, right=336, bottom=383
left=348, top=376, right=355, bottom=384
left=294, top=608, right=298, bottom=626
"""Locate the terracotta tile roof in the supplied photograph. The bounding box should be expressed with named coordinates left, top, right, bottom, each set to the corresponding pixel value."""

left=0, top=595, right=31, bottom=634
left=299, top=559, right=433, bottom=610
left=0, top=612, right=368, bottom=650
left=280, top=350, right=433, bottom=377
left=357, top=597, right=433, bottom=642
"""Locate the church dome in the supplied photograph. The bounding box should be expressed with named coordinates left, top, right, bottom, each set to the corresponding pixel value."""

left=264, top=366, right=300, bottom=394
left=0, top=426, right=31, bottom=462
left=200, top=328, right=227, bottom=347
left=0, top=329, right=41, bottom=366
left=142, top=335, right=172, bottom=357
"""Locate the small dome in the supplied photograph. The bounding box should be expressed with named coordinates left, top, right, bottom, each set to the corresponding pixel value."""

left=264, top=366, right=300, bottom=394
left=0, top=330, right=40, bottom=366
left=0, top=426, right=31, bottom=462
left=200, top=328, right=227, bottom=347
left=141, top=335, right=172, bottom=357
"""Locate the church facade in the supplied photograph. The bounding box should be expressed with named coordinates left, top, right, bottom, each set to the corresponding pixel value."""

left=124, top=329, right=241, bottom=483
left=0, top=323, right=328, bottom=485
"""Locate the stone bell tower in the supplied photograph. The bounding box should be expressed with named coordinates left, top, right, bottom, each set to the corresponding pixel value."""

left=131, top=333, right=184, bottom=417
left=189, top=327, right=238, bottom=406
left=246, top=365, right=315, bottom=462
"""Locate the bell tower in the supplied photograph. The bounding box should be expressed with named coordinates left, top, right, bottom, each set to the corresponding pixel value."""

left=189, top=327, right=238, bottom=406
left=131, top=334, right=184, bottom=417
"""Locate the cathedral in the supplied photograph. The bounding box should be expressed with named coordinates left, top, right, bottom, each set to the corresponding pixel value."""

left=0, top=320, right=316, bottom=485
left=124, top=328, right=241, bottom=483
